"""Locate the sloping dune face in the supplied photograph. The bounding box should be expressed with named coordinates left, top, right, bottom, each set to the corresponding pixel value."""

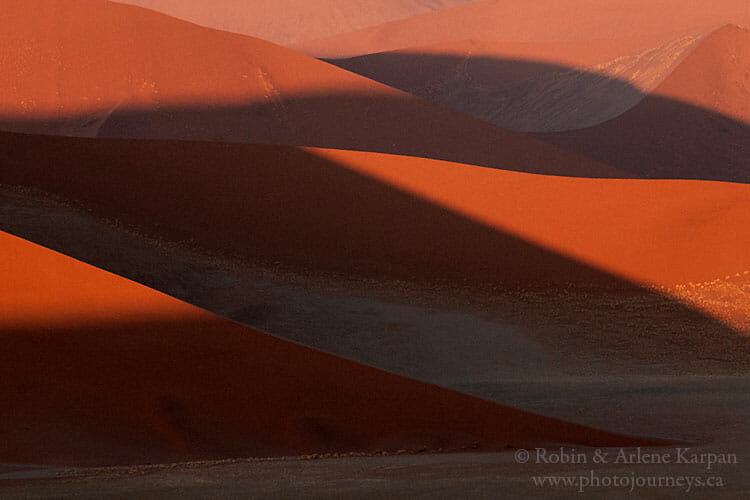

left=2, top=132, right=749, bottom=329
left=540, top=25, right=750, bottom=182
left=0, top=0, right=621, bottom=178
left=112, top=0, right=476, bottom=46
left=300, top=0, right=750, bottom=58
left=0, top=231, right=659, bottom=466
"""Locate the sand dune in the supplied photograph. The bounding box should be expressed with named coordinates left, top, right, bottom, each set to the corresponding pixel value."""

left=2, top=131, right=748, bottom=292
left=330, top=34, right=701, bottom=132
left=0, top=0, right=622, bottom=178
left=300, top=0, right=750, bottom=58
left=0, top=230, right=660, bottom=466
left=642, top=24, right=750, bottom=125
left=540, top=25, right=750, bottom=182
left=112, top=0, right=476, bottom=46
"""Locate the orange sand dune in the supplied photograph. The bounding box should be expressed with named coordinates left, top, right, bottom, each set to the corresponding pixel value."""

left=0, top=231, right=660, bottom=466
left=645, top=25, right=750, bottom=125
left=0, top=0, right=619, bottom=178
left=330, top=34, right=701, bottom=132
left=2, top=132, right=748, bottom=292
left=540, top=25, right=750, bottom=182
left=300, top=0, right=750, bottom=58
left=112, top=0, right=475, bottom=46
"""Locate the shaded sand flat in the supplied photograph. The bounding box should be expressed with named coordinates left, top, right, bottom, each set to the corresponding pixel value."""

left=330, top=34, right=702, bottom=132
left=299, top=0, right=750, bottom=58
left=2, top=410, right=750, bottom=500
left=539, top=25, right=750, bottom=182
left=0, top=231, right=663, bottom=467
left=112, top=0, right=476, bottom=46
left=0, top=0, right=620, bottom=178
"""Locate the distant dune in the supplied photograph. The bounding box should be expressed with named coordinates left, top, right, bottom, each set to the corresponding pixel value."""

left=540, top=25, right=750, bottom=182
left=0, top=231, right=660, bottom=466
left=2, top=132, right=748, bottom=292
left=330, top=34, right=701, bottom=132
left=112, top=0, right=475, bottom=46
left=300, top=0, right=750, bottom=58
left=0, top=0, right=622, bottom=178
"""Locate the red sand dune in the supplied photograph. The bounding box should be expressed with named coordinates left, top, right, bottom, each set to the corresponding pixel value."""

left=2, top=132, right=748, bottom=292
left=300, top=0, right=750, bottom=58
left=633, top=24, right=750, bottom=125
left=112, top=0, right=475, bottom=46
left=0, top=231, right=660, bottom=466
left=540, top=25, right=750, bottom=182
left=0, top=0, right=620, bottom=178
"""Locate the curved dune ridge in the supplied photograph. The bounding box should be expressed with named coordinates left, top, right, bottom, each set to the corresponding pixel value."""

left=0, top=230, right=662, bottom=466
left=329, top=34, right=702, bottom=132
left=2, top=131, right=748, bottom=296
left=111, top=0, right=476, bottom=46
left=0, top=0, right=626, bottom=179
left=539, top=25, right=750, bottom=182
left=299, top=0, right=750, bottom=58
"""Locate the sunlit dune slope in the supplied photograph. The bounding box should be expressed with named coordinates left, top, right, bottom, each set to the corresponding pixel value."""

left=0, top=231, right=661, bottom=466
left=0, top=0, right=619, bottom=178
left=300, top=0, right=750, bottom=58
left=632, top=24, right=750, bottom=126
left=540, top=25, right=750, bottom=182
left=112, top=0, right=475, bottom=46
left=2, top=132, right=748, bottom=292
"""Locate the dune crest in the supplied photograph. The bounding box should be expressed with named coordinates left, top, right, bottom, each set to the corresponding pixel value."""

left=649, top=24, right=750, bottom=124
left=539, top=25, right=750, bottom=183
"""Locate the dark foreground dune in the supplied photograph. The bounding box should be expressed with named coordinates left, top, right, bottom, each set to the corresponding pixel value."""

left=0, top=231, right=663, bottom=467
